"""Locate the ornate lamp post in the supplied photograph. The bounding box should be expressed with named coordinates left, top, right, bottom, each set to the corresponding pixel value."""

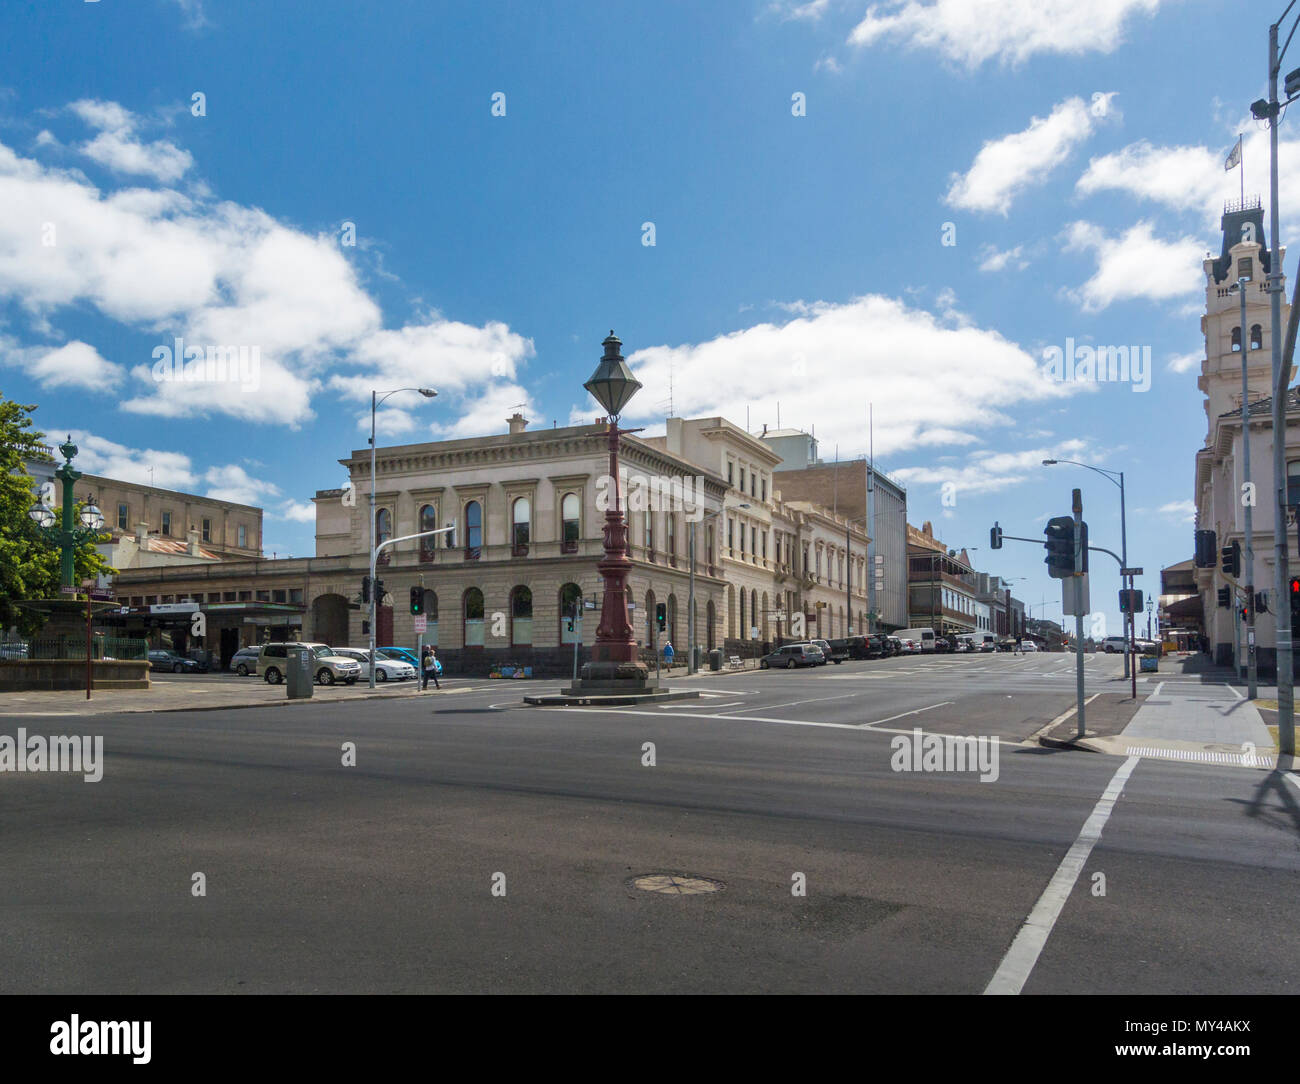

left=582, top=332, right=645, bottom=677
left=29, top=436, right=104, bottom=588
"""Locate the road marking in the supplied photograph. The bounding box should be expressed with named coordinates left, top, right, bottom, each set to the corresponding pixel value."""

left=1225, top=683, right=1244, bottom=701
left=1286, top=773, right=1300, bottom=795
left=858, top=702, right=953, bottom=729
left=716, top=690, right=865, bottom=716
left=984, top=755, right=1140, bottom=996
left=1152, top=681, right=1164, bottom=697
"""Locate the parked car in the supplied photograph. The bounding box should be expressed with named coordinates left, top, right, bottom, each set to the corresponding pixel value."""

left=228, top=646, right=260, bottom=676
left=884, top=636, right=903, bottom=656
left=862, top=634, right=888, bottom=658
left=934, top=637, right=952, bottom=653
left=1101, top=636, right=1128, bottom=654
left=760, top=643, right=824, bottom=669
left=379, top=646, right=421, bottom=668
left=900, top=637, right=921, bottom=654
left=148, top=649, right=206, bottom=674
left=897, top=628, right=937, bottom=653
left=823, top=638, right=852, bottom=663
left=1020, top=640, right=1039, bottom=652
left=332, top=647, right=416, bottom=682
left=258, top=642, right=361, bottom=685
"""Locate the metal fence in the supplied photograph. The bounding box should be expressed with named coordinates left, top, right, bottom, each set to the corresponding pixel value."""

left=0, top=637, right=149, bottom=661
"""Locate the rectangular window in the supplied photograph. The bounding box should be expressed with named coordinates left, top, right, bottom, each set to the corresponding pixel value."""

left=238, top=590, right=251, bottom=601
left=272, top=589, right=287, bottom=603
left=117, top=503, right=128, bottom=530
left=761, top=478, right=766, bottom=502
left=739, top=468, right=745, bottom=493
left=289, top=588, right=304, bottom=603
left=751, top=526, right=756, bottom=558
left=201, top=518, right=211, bottom=542
left=1288, top=460, right=1300, bottom=507
left=728, top=519, right=734, bottom=550
left=161, top=511, right=172, bottom=536
left=727, top=461, right=734, bottom=485
left=762, top=531, right=767, bottom=559
left=256, top=590, right=270, bottom=602
left=224, top=592, right=237, bottom=602
left=238, top=524, right=247, bottom=548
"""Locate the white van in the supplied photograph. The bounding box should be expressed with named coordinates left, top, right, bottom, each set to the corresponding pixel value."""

left=897, top=628, right=937, bottom=653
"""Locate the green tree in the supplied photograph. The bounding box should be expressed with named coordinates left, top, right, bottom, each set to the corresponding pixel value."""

left=0, top=396, right=114, bottom=636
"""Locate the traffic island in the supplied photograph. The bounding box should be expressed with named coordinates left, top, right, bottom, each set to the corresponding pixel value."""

left=523, top=660, right=701, bottom=706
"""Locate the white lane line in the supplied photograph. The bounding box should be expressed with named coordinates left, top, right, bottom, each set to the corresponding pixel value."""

left=716, top=690, right=865, bottom=716
left=984, top=755, right=1141, bottom=996
left=1152, top=681, right=1165, bottom=697
left=665, top=700, right=744, bottom=710
left=1225, top=683, right=1244, bottom=701
left=858, top=702, right=954, bottom=729
left=1286, top=773, right=1300, bottom=794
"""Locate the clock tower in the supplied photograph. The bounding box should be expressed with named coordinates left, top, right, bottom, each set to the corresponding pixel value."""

left=1199, top=196, right=1288, bottom=436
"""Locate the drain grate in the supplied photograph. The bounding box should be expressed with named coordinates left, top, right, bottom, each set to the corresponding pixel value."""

left=629, top=873, right=724, bottom=895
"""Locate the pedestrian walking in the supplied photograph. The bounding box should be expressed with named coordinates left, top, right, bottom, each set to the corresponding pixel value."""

left=663, top=639, right=674, bottom=668
left=422, top=646, right=441, bottom=690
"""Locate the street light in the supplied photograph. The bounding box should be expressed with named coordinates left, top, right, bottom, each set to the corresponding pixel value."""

left=581, top=332, right=644, bottom=680
left=369, top=387, right=438, bottom=688
left=29, top=503, right=55, bottom=529
left=1042, top=458, right=1133, bottom=684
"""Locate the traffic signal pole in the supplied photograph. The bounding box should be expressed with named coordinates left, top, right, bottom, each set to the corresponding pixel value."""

left=368, top=524, right=455, bottom=689
left=1073, top=490, right=1087, bottom=738
left=1238, top=275, right=1259, bottom=699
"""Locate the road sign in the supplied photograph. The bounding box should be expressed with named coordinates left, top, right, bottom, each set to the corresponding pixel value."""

left=59, top=585, right=77, bottom=595
left=150, top=603, right=199, bottom=614
left=412, top=616, right=427, bottom=633
left=1120, top=567, right=1144, bottom=577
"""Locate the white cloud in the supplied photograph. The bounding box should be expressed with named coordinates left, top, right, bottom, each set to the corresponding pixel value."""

left=776, top=0, right=831, bottom=18
left=428, top=383, right=537, bottom=442
left=0, top=106, right=529, bottom=428
left=616, top=293, right=1078, bottom=459
left=978, top=244, right=1028, bottom=273
left=945, top=97, right=1105, bottom=215
left=1076, top=128, right=1300, bottom=241
left=202, top=463, right=281, bottom=506
left=891, top=441, right=1091, bottom=496
left=1064, top=220, right=1205, bottom=312
left=69, top=99, right=193, bottom=183
left=5, top=339, right=123, bottom=390
left=1166, top=351, right=1200, bottom=373
left=848, top=0, right=1166, bottom=68
left=1156, top=499, right=1195, bottom=523
left=59, top=430, right=197, bottom=490
left=279, top=500, right=317, bottom=523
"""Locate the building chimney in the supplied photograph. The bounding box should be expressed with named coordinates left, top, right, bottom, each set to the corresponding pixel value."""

left=186, top=526, right=201, bottom=556
left=507, top=413, right=528, bottom=435
left=665, top=416, right=684, bottom=456
left=136, top=522, right=150, bottom=547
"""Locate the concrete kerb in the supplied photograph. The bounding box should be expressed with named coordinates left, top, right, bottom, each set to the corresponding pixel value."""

left=0, top=686, right=472, bottom=717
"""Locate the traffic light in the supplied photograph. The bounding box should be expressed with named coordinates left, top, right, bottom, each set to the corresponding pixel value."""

left=1256, top=591, right=1268, bottom=615
left=373, top=579, right=385, bottom=604
left=1218, top=586, right=1231, bottom=608
left=1044, top=516, right=1076, bottom=578
left=1194, top=529, right=1217, bottom=568
left=1221, top=540, right=1241, bottom=578
left=990, top=523, right=1003, bottom=550
left=656, top=602, right=666, bottom=631
left=1119, top=589, right=1143, bottom=613
left=361, top=575, right=370, bottom=604
left=410, top=586, right=423, bottom=616
left=1291, top=577, right=1300, bottom=630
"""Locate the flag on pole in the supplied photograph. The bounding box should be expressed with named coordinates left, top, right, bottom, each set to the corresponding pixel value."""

left=1225, top=135, right=1242, bottom=171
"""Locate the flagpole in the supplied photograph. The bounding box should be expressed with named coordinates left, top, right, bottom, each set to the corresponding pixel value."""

left=1240, top=132, right=1244, bottom=206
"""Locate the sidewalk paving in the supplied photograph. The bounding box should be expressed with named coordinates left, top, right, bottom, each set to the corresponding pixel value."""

left=0, top=680, right=470, bottom=717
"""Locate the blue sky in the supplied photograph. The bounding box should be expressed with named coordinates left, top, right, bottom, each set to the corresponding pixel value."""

left=0, top=0, right=1291, bottom=636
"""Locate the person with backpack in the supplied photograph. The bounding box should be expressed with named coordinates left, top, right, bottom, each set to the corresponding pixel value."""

left=422, top=646, right=441, bottom=690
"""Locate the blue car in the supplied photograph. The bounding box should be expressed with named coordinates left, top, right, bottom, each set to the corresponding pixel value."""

left=378, top=646, right=420, bottom=668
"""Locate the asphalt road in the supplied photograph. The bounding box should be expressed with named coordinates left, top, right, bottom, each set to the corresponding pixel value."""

left=2, top=652, right=1296, bottom=994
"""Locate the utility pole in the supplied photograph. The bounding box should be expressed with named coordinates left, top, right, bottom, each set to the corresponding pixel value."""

left=1073, top=488, right=1087, bottom=738
left=1267, top=14, right=1295, bottom=752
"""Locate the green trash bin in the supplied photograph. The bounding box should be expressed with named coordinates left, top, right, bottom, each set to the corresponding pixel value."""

left=708, top=649, right=722, bottom=672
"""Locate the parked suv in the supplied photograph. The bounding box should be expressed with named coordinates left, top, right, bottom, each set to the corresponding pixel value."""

left=1101, top=636, right=1128, bottom=654
left=824, top=638, right=852, bottom=663
left=760, top=643, right=824, bottom=669
left=228, top=646, right=260, bottom=676
left=810, top=639, right=835, bottom=665
left=258, top=642, right=361, bottom=685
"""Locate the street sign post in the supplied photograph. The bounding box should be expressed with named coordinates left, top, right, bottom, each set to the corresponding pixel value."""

left=413, top=616, right=427, bottom=634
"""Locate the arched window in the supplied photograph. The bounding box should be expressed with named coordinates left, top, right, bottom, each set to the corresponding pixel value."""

left=1232, top=326, right=1242, bottom=352
left=1251, top=324, right=1263, bottom=350
left=512, top=497, right=531, bottom=555
left=423, top=590, right=439, bottom=645
left=560, top=583, right=582, bottom=644
left=465, top=501, right=482, bottom=560
left=375, top=507, right=393, bottom=566
left=463, top=587, right=484, bottom=647
left=419, top=504, right=438, bottom=562
left=561, top=493, right=580, bottom=553
left=510, top=586, right=533, bottom=645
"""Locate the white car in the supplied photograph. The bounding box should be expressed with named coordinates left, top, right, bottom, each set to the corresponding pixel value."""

left=334, top=648, right=416, bottom=682
left=1020, top=641, right=1038, bottom=652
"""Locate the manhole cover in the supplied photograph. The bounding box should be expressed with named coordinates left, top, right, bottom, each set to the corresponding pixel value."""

left=629, top=873, right=724, bottom=895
